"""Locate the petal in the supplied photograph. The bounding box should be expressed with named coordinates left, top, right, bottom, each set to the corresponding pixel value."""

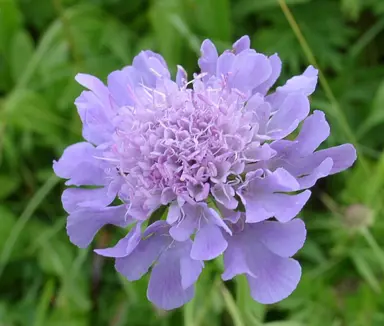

left=247, top=257, right=301, bottom=304
left=75, top=73, right=109, bottom=103
left=132, top=50, right=170, bottom=86
left=244, top=143, right=276, bottom=162
left=67, top=205, right=131, bottom=248
left=147, top=242, right=195, bottom=310
left=191, top=223, right=227, bottom=260
left=167, top=201, right=181, bottom=224
left=229, top=51, right=272, bottom=92
left=312, top=144, right=357, bottom=175
left=107, top=69, right=136, bottom=107
left=244, top=196, right=272, bottom=223
left=266, top=190, right=311, bottom=223
left=75, top=91, right=114, bottom=144
left=296, top=110, right=330, bottom=155
left=53, top=142, right=104, bottom=186
left=216, top=52, right=235, bottom=77
left=232, top=35, right=250, bottom=54
left=252, top=219, right=306, bottom=257
left=169, top=206, right=197, bottom=241
left=94, top=223, right=142, bottom=258
left=180, top=255, right=203, bottom=290
left=198, top=39, right=218, bottom=76
left=211, top=183, right=238, bottom=210
left=62, top=187, right=115, bottom=213
left=176, top=65, right=188, bottom=87
left=255, top=54, right=282, bottom=95
left=222, top=225, right=302, bottom=304
left=267, top=93, right=310, bottom=140
left=115, top=222, right=172, bottom=281
left=217, top=203, right=241, bottom=224
left=297, top=157, right=333, bottom=189
left=244, top=189, right=310, bottom=223
left=278, top=65, right=318, bottom=96
left=222, top=238, right=253, bottom=281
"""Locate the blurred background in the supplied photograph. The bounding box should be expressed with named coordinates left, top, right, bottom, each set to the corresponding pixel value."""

left=1, top=0, right=384, bottom=325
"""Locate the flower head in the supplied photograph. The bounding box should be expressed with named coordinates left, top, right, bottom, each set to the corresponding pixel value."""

left=54, top=35, right=356, bottom=310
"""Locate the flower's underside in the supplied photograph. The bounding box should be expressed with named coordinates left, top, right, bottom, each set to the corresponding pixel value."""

left=53, top=35, right=356, bottom=310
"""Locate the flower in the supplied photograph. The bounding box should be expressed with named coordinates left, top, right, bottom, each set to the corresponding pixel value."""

left=53, top=35, right=356, bottom=310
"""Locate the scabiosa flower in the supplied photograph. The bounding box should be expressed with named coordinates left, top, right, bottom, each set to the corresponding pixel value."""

left=53, top=35, right=356, bottom=310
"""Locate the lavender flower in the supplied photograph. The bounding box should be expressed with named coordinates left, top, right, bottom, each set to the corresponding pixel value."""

left=53, top=35, right=356, bottom=310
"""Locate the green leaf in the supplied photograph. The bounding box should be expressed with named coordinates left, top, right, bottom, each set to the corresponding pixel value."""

left=149, top=0, right=184, bottom=71
left=265, top=322, right=304, bottom=326
left=10, top=30, right=35, bottom=83
left=0, top=174, right=20, bottom=199
left=234, top=0, right=312, bottom=18
left=3, top=89, right=66, bottom=140
left=358, top=80, right=384, bottom=137
left=350, top=251, right=381, bottom=293
left=236, top=275, right=265, bottom=325
left=341, top=0, right=362, bottom=20
left=194, top=0, right=231, bottom=41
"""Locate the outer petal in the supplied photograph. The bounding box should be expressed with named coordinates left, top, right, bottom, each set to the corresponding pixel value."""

left=75, top=91, right=114, bottom=144
left=246, top=257, right=301, bottom=304
left=169, top=208, right=197, bottom=241
left=295, top=110, right=330, bottom=155
left=115, top=222, right=172, bottom=281
left=147, top=241, right=197, bottom=310
left=297, top=158, right=333, bottom=189
left=311, top=144, right=357, bottom=175
left=232, top=35, right=250, bottom=54
left=75, top=73, right=109, bottom=103
left=180, top=253, right=204, bottom=289
left=222, top=224, right=302, bottom=304
left=267, top=65, right=318, bottom=109
left=191, top=223, right=228, bottom=260
left=53, top=142, right=104, bottom=186
left=198, top=39, right=218, bottom=76
left=255, top=54, right=282, bottom=95
left=265, top=190, right=311, bottom=223
left=277, top=65, right=318, bottom=96
left=252, top=219, right=306, bottom=257
left=94, top=222, right=142, bottom=258
left=61, top=187, right=115, bottom=213
left=229, top=51, right=272, bottom=93
left=267, top=93, right=310, bottom=140
left=211, top=183, right=238, bottom=210
left=176, top=65, right=188, bottom=87
left=67, top=205, right=131, bottom=248
left=107, top=69, right=136, bottom=107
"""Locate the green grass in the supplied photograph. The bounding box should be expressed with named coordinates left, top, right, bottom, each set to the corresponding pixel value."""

left=1, top=0, right=384, bottom=325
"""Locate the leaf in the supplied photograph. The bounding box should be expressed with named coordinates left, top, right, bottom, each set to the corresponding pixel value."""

left=149, top=0, right=184, bottom=71
left=234, top=0, right=312, bottom=18
left=33, top=279, right=55, bottom=326
left=357, top=80, right=384, bottom=137
left=0, top=206, right=17, bottom=252
left=10, top=30, right=35, bottom=83
left=236, top=275, right=265, bottom=325
left=265, top=322, right=304, bottom=326
left=194, top=0, right=232, bottom=41
left=0, top=0, right=22, bottom=52
left=0, top=174, right=20, bottom=199
left=3, top=89, right=66, bottom=140
left=350, top=251, right=381, bottom=293
left=255, top=1, right=355, bottom=73
left=341, top=0, right=363, bottom=20
left=221, top=282, right=245, bottom=326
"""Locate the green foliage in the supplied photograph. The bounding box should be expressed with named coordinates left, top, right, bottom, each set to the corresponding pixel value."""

left=0, top=0, right=384, bottom=325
